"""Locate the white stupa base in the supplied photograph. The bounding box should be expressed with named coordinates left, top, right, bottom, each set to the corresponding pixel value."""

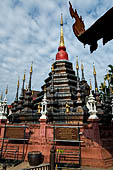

left=40, top=113, right=47, bottom=120
left=0, top=115, right=7, bottom=120
left=88, top=114, right=99, bottom=120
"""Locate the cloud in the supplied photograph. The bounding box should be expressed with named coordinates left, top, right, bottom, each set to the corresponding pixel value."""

left=0, top=0, right=113, bottom=103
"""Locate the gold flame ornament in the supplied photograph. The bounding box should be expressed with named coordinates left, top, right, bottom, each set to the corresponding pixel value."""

left=66, top=103, right=70, bottom=113
left=38, top=103, right=41, bottom=113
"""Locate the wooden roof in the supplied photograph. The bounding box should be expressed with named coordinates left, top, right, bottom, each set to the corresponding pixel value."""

left=69, top=2, right=113, bottom=53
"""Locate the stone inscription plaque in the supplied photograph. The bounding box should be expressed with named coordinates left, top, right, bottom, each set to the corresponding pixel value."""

left=5, top=127, right=25, bottom=139
left=55, top=127, right=78, bottom=140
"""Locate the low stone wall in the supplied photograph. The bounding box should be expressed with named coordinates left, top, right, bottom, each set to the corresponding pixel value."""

left=0, top=119, right=113, bottom=168
left=81, top=120, right=113, bottom=168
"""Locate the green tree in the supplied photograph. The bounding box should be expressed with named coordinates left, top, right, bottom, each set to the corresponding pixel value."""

left=104, top=64, right=113, bottom=88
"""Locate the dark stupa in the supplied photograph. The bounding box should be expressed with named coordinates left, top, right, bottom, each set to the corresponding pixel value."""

left=9, top=64, right=41, bottom=123
left=34, top=15, right=90, bottom=124
left=8, top=15, right=113, bottom=125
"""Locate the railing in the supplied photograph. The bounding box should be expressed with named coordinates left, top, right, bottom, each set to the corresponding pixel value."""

left=17, top=163, right=50, bottom=170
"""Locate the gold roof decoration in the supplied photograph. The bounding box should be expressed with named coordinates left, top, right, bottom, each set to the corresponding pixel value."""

left=65, top=102, right=70, bottom=113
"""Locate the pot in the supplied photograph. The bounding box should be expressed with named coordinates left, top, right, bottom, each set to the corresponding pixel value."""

left=28, top=151, right=42, bottom=166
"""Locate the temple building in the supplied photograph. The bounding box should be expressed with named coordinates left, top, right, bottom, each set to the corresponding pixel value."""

left=0, top=14, right=113, bottom=169
left=7, top=15, right=112, bottom=125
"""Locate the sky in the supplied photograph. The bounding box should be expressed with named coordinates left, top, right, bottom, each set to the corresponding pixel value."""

left=0, top=0, right=113, bottom=104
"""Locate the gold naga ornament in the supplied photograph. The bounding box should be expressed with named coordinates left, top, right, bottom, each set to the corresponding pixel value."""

left=65, top=103, right=70, bottom=113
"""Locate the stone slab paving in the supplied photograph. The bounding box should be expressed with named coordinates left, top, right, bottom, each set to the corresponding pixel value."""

left=82, top=166, right=113, bottom=170
left=0, top=162, right=113, bottom=170
left=7, top=162, right=30, bottom=170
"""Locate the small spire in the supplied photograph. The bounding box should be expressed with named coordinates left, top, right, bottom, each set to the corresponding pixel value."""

left=30, top=63, right=33, bottom=73
left=76, top=56, right=79, bottom=79
left=5, top=85, right=8, bottom=95
left=15, top=77, right=19, bottom=102
left=20, top=71, right=25, bottom=97
left=81, top=60, right=85, bottom=81
left=23, top=70, right=26, bottom=81
left=60, top=14, right=65, bottom=47
left=28, top=63, right=33, bottom=91
left=81, top=62, right=83, bottom=71
left=93, top=63, right=96, bottom=75
left=93, top=63, right=98, bottom=92
left=17, top=76, right=19, bottom=89
left=76, top=56, right=79, bottom=70
left=90, top=79, right=92, bottom=90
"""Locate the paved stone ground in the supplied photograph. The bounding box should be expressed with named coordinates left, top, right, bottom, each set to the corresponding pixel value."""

left=82, top=166, right=113, bottom=170
left=0, top=162, right=113, bottom=170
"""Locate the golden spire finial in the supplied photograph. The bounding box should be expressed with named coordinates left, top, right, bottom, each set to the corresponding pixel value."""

left=60, top=13, right=65, bottom=47
left=93, top=63, right=96, bottom=75
left=76, top=56, right=79, bottom=70
left=23, top=70, right=26, bottom=81
left=5, top=85, right=8, bottom=95
left=17, top=76, right=19, bottom=88
left=90, top=79, right=92, bottom=90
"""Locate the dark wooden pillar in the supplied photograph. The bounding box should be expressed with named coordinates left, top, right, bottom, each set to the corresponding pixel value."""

left=50, top=145, right=56, bottom=170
